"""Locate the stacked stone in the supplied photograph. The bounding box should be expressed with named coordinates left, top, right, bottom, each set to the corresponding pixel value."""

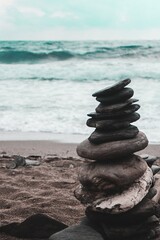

left=75, top=79, right=160, bottom=240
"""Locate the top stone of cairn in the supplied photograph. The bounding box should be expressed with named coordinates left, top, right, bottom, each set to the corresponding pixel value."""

left=92, top=78, right=131, bottom=97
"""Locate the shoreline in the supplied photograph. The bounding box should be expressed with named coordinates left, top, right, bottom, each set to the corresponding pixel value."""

left=0, top=140, right=78, bottom=158
left=0, top=140, right=159, bottom=158
left=0, top=131, right=88, bottom=143
left=0, top=131, right=159, bottom=157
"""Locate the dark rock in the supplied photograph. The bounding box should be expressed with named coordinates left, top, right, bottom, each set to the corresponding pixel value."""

left=77, top=132, right=148, bottom=160
left=96, top=88, right=134, bottom=104
left=78, top=155, right=147, bottom=192
left=86, top=118, right=97, bottom=128
left=87, top=113, right=140, bottom=126
left=6, top=161, right=17, bottom=169
left=6, top=155, right=26, bottom=169
left=96, top=98, right=139, bottom=113
left=92, top=78, right=131, bottom=97
left=87, top=118, right=131, bottom=130
left=49, top=217, right=103, bottom=240
left=98, top=216, right=159, bottom=240
left=151, top=165, right=160, bottom=175
left=89, top=104, right=140, bottom=119
left=0, top=213, right=67, bottom=238
left=87, top=113, right=140, bottom=130
left=87, top=110, right=140, bottom=121
left=146, top=187, right=157, bottom=199
left=139, top=154, right=158, bottom=167
left=12, top=155, right=26, bottom=167
left=150, top=226, right=160, bottom=240
left=88, top=125, right=139, bottom=144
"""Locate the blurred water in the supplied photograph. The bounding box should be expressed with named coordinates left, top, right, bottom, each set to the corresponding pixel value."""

left=0, top=40, right=159, bottom=143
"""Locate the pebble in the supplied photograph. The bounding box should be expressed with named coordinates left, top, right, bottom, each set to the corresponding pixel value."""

left=78, top=155, right=147, bottom=192
left=86, top=118, right=131, bottom=130
left=92, top=78, right=131, bottom=97
left=96, top=99, right=139, bottom=113
left=88, top=125, right=139, bottom=144
left=77, top=132, right=148, bottom=161
left=96, top=88, right=134, bottom=104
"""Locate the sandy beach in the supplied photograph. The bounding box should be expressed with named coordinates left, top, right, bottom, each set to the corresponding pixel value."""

left=0, top=137, right=159, bottom=240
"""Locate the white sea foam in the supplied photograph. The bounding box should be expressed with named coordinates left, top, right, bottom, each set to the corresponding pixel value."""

left=0, top=40, right=159, bottom=143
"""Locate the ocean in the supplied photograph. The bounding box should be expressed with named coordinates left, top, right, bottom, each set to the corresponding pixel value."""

left=0, top=40, right=160, bottom=143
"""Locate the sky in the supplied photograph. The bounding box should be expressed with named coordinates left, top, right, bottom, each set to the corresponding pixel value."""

left=1, top=0, right=160, bottom=40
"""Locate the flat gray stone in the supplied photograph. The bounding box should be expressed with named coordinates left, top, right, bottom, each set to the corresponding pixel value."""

left=78, top=154, right=147, bottom=192
left=96, top=98, right=139, bottom=113
left=95, top=104, right=140, bottom=118
left=88, top=125, right=139, bottom=144
left=92, top=78, right=131, bottom=97
left=87, top=112, right=140, bottom=130
left=97, top=216, right=159, bottom=240
left=88, top=104, right=140, bottom=120
left=96, top=87, right=134, bottom=104
left=49, top=218, right=103, bottom=240
left=0, top=213, right=67, bottom=238
left=76, top=132, right=148, bottom=160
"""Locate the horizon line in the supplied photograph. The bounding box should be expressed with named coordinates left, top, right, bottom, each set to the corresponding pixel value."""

left=0, top=39, right=160, bottom=41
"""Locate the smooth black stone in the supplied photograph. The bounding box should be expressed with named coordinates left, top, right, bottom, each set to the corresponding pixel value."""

left=49, top=217, right=103, bottom=240
left=86, top=118, right=131, bottom=130
left=87, top=112, right=140, bottom=122
left=86, top=118, right=97, bottom=128
left=152, top=165, right=160, bottom=175
left=0, top=213, right=67, bottom=238
left=96, top=98, right=139, bottom=113
left=87, top=113, right=140, bottom=130
left=88, top=106, right=140, bottom=119
left=92, top=78, right=131, bottom=97
left=98, top=216, right=159, bottom=240
left=88, top=125, right=139, bottom=144
left=95, top=104, right=140, bottom=118
left=96, top=87, right=134, bottom=104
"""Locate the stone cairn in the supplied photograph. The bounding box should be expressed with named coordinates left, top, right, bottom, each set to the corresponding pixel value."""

left=75, top=79, right=160, bottom=240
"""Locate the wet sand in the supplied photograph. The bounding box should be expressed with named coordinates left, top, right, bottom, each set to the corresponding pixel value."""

left=0, top=140, right=159, bottom=240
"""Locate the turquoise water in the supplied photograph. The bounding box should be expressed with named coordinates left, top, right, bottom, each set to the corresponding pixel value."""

left=0, top=40, right=160, bottom=143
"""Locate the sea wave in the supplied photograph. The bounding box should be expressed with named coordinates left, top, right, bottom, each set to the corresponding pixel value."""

left=0, top=50, right=74, bottom=64
left=0, top=44, right=157, bottom=64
